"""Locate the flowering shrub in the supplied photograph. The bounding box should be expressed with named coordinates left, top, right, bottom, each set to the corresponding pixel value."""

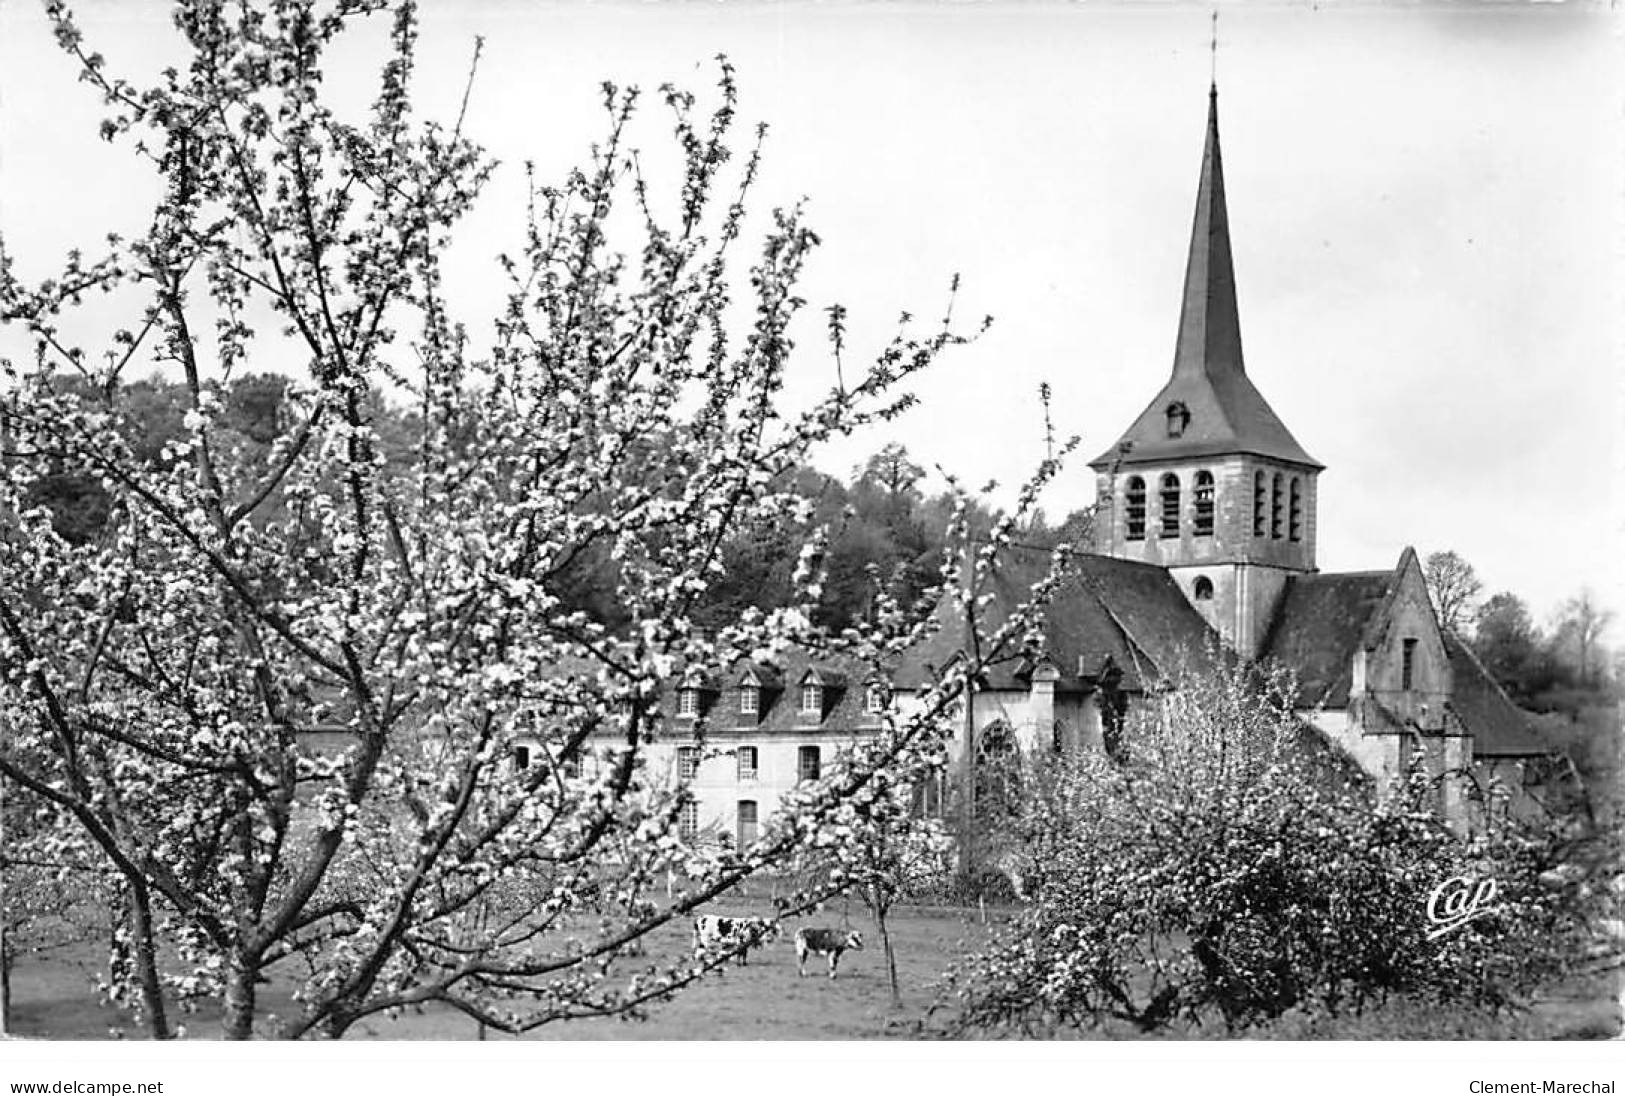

left=0, top=1, right=1075, bottom=1038
left=938, top=658, right=1584, bottom=1036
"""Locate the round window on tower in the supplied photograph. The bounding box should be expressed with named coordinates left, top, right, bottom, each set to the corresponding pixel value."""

left=1193, top=576, right=1214, bottom=601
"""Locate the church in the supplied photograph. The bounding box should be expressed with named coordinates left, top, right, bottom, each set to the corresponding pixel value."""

left=914, top=82, right=1547, bottom=827
left=626, top=83, right=1548, bottom=845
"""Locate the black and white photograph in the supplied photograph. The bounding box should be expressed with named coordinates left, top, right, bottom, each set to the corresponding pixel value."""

left=0, top=0, right=1619, bottom=1089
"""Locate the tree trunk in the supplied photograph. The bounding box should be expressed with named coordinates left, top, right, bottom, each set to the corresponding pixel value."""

left=959, top=557, right=978, bottom=883
left=873, top=891, right=900, bottom=1007
left=222, top=958, right=258, bottom=1041
left=0, top=771, right=9, bottom=1037
left=1, top=927, right=11, bottom=1037
left=124, top=885, right=171, bottom=1040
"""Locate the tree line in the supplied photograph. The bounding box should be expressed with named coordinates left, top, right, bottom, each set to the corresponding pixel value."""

left=21, top=380, right=1090, bottom=636
left=1423, top=549, right=1617, bottom=714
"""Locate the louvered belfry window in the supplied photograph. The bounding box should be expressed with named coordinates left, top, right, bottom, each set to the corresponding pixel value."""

left=1160, top=473, right=1181, bottom=537
left=1193, top=470, right=1215, bottom=537
left=1125, top=476, right=1147, bottom=541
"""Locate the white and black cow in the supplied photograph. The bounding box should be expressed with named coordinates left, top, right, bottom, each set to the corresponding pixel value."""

left=692, top=915, right=776, bottom=966
left=794, top=926, right=864, bottom=979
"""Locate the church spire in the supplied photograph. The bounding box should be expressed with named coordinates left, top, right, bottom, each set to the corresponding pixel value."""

left=1089, top=83, right=1320, bottom=473
left=1171, top=84, right=1245, bottom=380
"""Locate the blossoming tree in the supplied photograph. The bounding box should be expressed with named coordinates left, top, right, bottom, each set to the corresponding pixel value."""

left=937, top=657, right=1582, bottom=1036
left=0, top=0, right=1071, bottom=1038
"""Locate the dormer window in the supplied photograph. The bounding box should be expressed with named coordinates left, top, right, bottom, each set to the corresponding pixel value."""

left=800, top=682, right=822, bottom=715
left=739, top=686, right=759, bottom=716
left=677, top=688, right=700, bottom=718
left=864, top=682, right=886, bottom=715
left=1165, top=401, right=1191, bottom=438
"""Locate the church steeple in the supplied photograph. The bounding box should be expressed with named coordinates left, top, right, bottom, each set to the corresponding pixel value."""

left=1088, top=86, right=1319, bottom=472
left=1088, top=78, right=1324, bottom=659
left=1173, top=86, right=1244, bottom=382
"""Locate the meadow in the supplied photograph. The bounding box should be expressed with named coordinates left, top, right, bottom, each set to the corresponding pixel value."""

left=7, top=900, right=1617, bottom=1040
left=7, top=900, right=1001, bottom=1041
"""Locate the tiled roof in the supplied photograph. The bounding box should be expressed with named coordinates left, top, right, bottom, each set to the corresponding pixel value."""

left=1444, top=634, right=1548, bottom=758
left=1074, top=553, right=1223, bottom=686
left=1091, top=369, right=1322, bottom=471
left=1260, top=570, right=1394, bottom=707
left=892, top=549, right=1220, bottom=694
left=667, top=650, right=882, bottom=738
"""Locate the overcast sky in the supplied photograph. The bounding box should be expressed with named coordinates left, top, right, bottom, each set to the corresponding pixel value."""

left=1, top=1, right=1619, bottom=627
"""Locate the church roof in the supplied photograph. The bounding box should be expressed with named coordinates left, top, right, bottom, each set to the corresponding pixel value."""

left=1070, top=553, right=1225, bottom=688
left=1443, top=633, right=1548, bottom=758
left=893, top=549, right=1220, bottom=694
left=1091, top=88, right=1321, bottom=472
left=1260, top=569, right=1395, bottom=707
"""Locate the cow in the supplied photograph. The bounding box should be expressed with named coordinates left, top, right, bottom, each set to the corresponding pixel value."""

left=794, top=926, right=864, bottom=979
left=691, top=915, right=776, bottom=966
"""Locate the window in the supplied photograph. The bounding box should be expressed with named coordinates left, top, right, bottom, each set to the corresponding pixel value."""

left=677, top=688, right=699, bottom=718
left=798, top=745, right=821, bottom=782
left=679, top=800, right=698, bottom=841
left=739, top=686, right=758, bottom=716
left=1192, top=470, right=1215, bottom=537
left=799, top=682, right=822, bottom=716
left=736, top=800, right=758, bottom=848
left=1125, top=476, right=1147, bottom=541
left=1165, top=401, right=1190, bottom=438
left=974, top=722, right=1021, bottom=817
left=1402, top=638, right=1418, bottom=691
left=513, top=744, right=532, bottom=771
left=864, top=683, right=886, bottom=715
left=910, top=774, right=945, bottom=818
left=1193, top=576, right=1214, bottom=601
left=1159, top=473, right=1181, bottom=538
left=1270, top=473, right=1283, bottom=540
left=1289, top=477, right=1303, bottom=543
left=737, top=746, right=758, bottom=781
left=1253, top=471, right=1267, bottom=536
left=677, top=746, right=699, bottom=781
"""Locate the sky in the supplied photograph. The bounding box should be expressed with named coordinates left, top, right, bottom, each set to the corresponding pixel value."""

left=0, top=0, right=1619, bottom=627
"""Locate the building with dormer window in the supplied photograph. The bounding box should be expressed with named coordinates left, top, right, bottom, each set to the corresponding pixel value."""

left=565, top=81, right=1551, bottom=844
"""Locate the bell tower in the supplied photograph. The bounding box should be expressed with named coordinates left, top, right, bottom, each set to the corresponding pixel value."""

left=1088, top=85, right=1322, bottom=658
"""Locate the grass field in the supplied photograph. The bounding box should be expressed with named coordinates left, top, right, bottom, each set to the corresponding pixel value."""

left=6, top=900, right=1005, bottom=1040
left=7, top=900, right=1618, bottom=1040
